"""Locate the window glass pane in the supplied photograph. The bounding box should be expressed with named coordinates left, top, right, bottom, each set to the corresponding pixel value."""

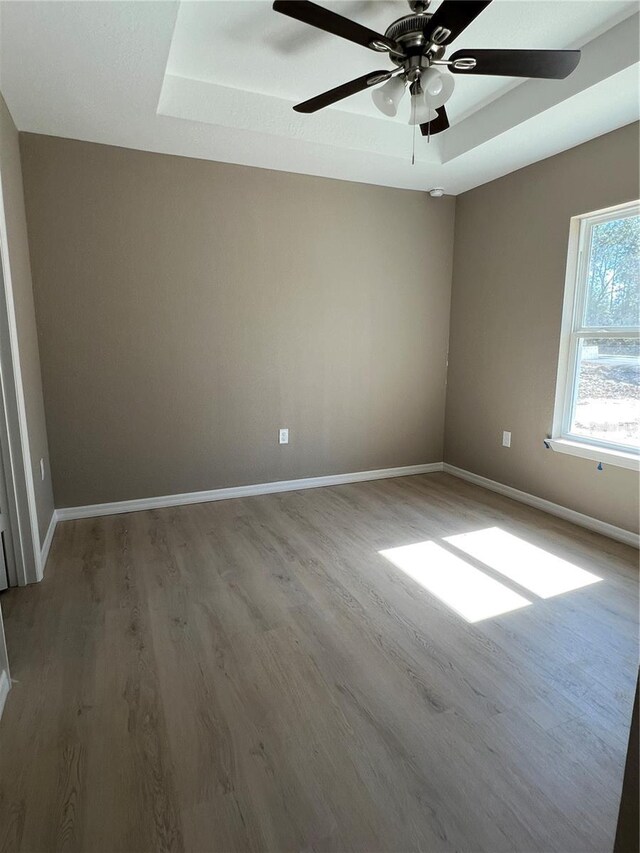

left=570, top=338, right=640, bottom=449
left=584, top=214, right=639, bottom=327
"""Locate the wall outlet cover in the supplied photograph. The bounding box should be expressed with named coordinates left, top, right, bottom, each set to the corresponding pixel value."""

left=279, top=428, right=289, bottom=445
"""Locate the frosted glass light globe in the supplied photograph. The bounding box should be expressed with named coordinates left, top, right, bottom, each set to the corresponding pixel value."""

left=421, top=67, right=444, bottom=98
left=371, top=76, right=406, bottom=117
left=424, top=71, right=455, bottom=109
left=408, top=91, right=438, bottom=125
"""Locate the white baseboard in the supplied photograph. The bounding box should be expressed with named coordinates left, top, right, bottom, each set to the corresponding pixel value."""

left=40, top=511, right=58, bottom=575
left=51, top=460, right=637, bottom=548
left=56, top=463, right=444, bottom=522
left=443, top=463, right=639, bottom=549
left=0, top=670, right=9, bottom=721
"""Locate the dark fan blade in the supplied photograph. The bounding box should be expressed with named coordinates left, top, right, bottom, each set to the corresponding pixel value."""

left=293, top=70, right=391, bottom=113
left=273, top=1, right=397, bottom=51
left=420, top=106, right=449, bottom=136
left=449, top=48, right=581, bottom=79
left=424, top=0, right=492, bottom=45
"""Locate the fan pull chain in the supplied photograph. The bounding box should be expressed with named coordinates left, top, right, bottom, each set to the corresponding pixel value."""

left=412, top=121, right=416, bottom=165
left=411, top=96, right=416, bottom=165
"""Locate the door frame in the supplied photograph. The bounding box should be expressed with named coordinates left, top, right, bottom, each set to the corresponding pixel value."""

left=0, top=161, right=42, bottom=586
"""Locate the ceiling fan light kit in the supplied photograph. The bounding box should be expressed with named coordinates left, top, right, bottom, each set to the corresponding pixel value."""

left=273, top=0, right=581, bottom=138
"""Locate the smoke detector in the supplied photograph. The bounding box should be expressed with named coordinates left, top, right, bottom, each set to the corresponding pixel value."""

left=428, top=188, right=445, bottom=198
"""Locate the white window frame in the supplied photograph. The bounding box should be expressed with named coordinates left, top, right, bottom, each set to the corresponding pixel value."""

left=549, top=200, right=640, bottom=472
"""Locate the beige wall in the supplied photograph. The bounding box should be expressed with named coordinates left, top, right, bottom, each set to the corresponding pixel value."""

left=0, top=94, right=53, bottom=545
left=445, top=122, right=640, bottom=534
left=20, top=134, right=455, bottom=508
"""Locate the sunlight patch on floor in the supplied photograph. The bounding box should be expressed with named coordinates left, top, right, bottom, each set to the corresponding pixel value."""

left=444, top=527, right=602, bottom=598
left=379, top=541, right=531, bottom=623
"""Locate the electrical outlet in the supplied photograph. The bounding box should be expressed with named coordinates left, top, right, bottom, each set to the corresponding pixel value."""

left=39, top=458, right=45, bottom=480
left=502, top=431, right=511, bottom=448
left=279, top=428, right=289, bottom=445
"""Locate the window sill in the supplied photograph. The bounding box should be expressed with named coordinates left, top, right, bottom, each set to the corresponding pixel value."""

left=547, top=438, right=640, bottom=471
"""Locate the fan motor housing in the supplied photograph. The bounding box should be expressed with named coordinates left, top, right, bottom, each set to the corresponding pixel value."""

left=385, top=13, right=442, bottom=64
left=384, top=14, right=429, bottom=42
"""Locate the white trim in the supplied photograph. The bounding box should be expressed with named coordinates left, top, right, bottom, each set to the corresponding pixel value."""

left=40, top=510, right=58, bottom=572
left=0, top=147, right=42, bottom=585
left=0, top=669, right=9, bottom=721
left=50, top=460, right=639, bottom=549
left=551, top=199, right=640, bottom=459
left=551, top=211, right=583, bottom=439
left=443, top=463, right=639, bottom=549
left=547, top=438, right=640, bottom=471
left=55, top=463, right=444, bottom=522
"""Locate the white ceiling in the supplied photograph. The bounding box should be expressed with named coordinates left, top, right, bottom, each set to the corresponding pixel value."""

left=0, top=0, right=638, bottom=194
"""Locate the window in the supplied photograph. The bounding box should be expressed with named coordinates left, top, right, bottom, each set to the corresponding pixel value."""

left=551, top=201, right=640, bottom=470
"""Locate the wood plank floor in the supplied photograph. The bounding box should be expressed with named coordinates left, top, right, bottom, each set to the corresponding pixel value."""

left=0, top=472, right=637, bottom=852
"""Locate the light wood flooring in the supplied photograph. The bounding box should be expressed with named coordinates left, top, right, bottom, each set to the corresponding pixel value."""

left=0, top=472, right=637, bottom=852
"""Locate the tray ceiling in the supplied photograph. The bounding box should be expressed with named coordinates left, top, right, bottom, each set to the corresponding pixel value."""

left=1, top=0, right=638, bottom=193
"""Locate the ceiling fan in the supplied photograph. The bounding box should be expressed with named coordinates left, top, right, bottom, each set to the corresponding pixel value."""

left=272, top=0, right=581, bottom=136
